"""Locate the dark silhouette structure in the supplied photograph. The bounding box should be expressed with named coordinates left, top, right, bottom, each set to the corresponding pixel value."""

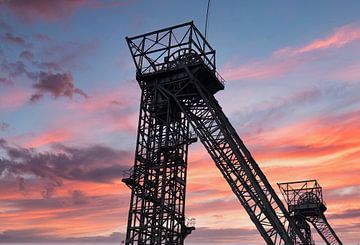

left=123, top=21, right=342, bottom=245
left=278, top=180, right=343, bottom=245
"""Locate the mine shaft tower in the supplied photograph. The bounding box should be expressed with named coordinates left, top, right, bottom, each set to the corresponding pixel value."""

left=123, top=21, right=342, bottom=245
left=278, top=180, right=343, bottom=245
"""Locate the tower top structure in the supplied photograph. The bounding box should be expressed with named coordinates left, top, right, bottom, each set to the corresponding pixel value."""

left=126, top=21, right=224, bottom=94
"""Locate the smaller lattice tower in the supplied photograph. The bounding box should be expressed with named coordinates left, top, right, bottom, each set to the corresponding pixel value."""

left=278, top=180, right=343, bottom=245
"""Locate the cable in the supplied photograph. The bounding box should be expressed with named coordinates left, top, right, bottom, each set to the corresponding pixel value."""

left=205, top=0, right=211, bottom=40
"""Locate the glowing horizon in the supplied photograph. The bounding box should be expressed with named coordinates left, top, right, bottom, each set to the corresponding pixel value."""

left=0, top=1, right=359, bottom=244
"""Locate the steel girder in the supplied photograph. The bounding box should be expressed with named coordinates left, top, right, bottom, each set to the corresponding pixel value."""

left=123, top=22, right=342, bottom=245
left=308, top=214, right=343, bottom=245
left=158, top=65, right=309, bottom=245
left=123, top=80, right=194, bottom=244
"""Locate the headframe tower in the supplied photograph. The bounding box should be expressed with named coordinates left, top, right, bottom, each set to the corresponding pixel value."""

left=123, top=21, right=343, bottom=245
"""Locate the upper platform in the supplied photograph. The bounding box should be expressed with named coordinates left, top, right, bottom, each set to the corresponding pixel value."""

left=278, top=180, right=327, bottom=216
left=126, top=21, right=224, bottom=94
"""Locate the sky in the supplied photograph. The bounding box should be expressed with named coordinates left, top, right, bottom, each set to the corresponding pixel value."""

left=0, top=0, right=359, bottom=244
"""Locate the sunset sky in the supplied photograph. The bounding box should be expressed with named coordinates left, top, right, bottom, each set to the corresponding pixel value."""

left=0, top=0, right=359, bottom=244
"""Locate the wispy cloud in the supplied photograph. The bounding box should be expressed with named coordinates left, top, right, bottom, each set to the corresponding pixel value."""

left=187, top=227, right=261, bottom=244
left=221, top=23, right=360, bottom=81
left=0, top=0, right=132, bottom=23
left=277, top=23, right=360, bottom=55
left=0, top=228, right=124, bottom=243
left=0, top=86, right=31, bottom=110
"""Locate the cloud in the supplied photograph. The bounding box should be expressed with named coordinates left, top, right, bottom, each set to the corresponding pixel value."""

left=69, top=189, right=89, bottom=205
left=227, top=81, right=360, bottom=146
left=0, top=59, right=34, bottom=79
left=24, top=130, right=73, bottom=148
left=1, top=32, right=27, bottom=47
left=187, top=227, right=261, bottom=244
left=0, top=18, right=12, bottom=31
left=0, top=77, right=13, bottom=85
left=221, top=23, right=360, bottom=81
left=0, top=0, right=132, bottom=23
left=277, top=23, right=360, bottom=55
left=246, top=108, right=360, bottom=164
left=231, top=86, right=322, bottom=136
left=325, top=185, right=360, bottom=204
left=32, top=33, right=51, bottom=42
left=0, top=139, right=131, bottom=197
left=0, top=228, right=124, bottom=243
left=0, top=28, right=95, bottom=107
left=0, top=86, right=31, bottom=110
left=221, top=55, right=309, bottom=81
left=32, top=61, right=61, bottom=71
left=328, top=208, right=360, bottom=220
left=19, top=50, right=34, bottom=60
left=30, top=71, right=88, bottom=102
left=0, top=122, right=9, bottom=131
left=0, top=0, right=86, bottom=23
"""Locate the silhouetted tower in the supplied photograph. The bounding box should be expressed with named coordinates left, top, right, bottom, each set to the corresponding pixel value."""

left=278, top=180, right=343, bottom=245
left=123, top=21, right=333, bottom=245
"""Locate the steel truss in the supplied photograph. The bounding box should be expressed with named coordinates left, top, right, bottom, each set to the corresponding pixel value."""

left=278, top=180, right=343, bottom=245
left=123, top=21, right=342, bottom=245
left=122, top=80, right=196, bottom=244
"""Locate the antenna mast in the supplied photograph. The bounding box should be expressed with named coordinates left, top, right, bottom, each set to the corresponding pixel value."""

left=205, top=0, right=211, bottom=40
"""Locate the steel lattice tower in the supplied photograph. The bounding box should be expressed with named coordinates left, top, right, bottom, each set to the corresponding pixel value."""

left=123, top=21, right=342, bottom=245
left=278, top=180, right=343, bottom=245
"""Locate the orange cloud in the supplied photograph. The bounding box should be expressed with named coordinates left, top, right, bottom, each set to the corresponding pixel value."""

left=25, top=130, right=73, bottom=148
left=246, top=110, right=360, bottom=162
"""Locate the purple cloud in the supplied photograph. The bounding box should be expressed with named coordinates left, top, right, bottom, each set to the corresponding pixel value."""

left=0, top=122, right=9, bottom=131
left=0, top=139, right=131, bottom=198
left=32, top=33, right=51, bottom=41
left=187, top=227, right=261, bottom=244
left=19, top=50, right=34, bottom=60
left=0, top=77, right=13, bottom=85
left=2, top=32, right=26, bottom=47
left=30, top=71, right=88, bottom=102
left=1, top=60, right=28, bottom=78
left=0, top=228, right=124, bottom=243
left=0, top=0, right=86, bottom=22
left=0, top=0, right=132, bottom=23
left=328, top=208, right=360, bottom=220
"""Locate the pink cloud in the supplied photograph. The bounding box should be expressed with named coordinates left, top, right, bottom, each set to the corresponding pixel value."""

left=0, top=0, right=132, bottom=23
left=1, top=0, right=86, bottom=22
left=26, top=130, right=73, bottom=148
left=246, top=109, right=360, bottom=161
left=285, top=24, right=360, bottom=55
left=30, top=72, right=88, bottom=102
left=15, top=82, right=140, bottom=147
left=331, top=61, right=360, bottom=82
left=221, top=57, right=308, bottom=81
left=0, top=86, right=30, bottom=110
left=221, top=23, right=360, bottom=81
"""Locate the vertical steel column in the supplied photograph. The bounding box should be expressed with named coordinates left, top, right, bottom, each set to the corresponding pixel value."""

left=160, top=69, right=306, bottom=244
left=123, top=81, right=194, bottom=244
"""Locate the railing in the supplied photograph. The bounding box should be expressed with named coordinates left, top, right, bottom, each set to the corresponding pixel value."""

left=126, top=21, right=217, bottom=77
left=215, top=70, right=225, bottom=86
left=278, top=180, right=325, bottom=207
